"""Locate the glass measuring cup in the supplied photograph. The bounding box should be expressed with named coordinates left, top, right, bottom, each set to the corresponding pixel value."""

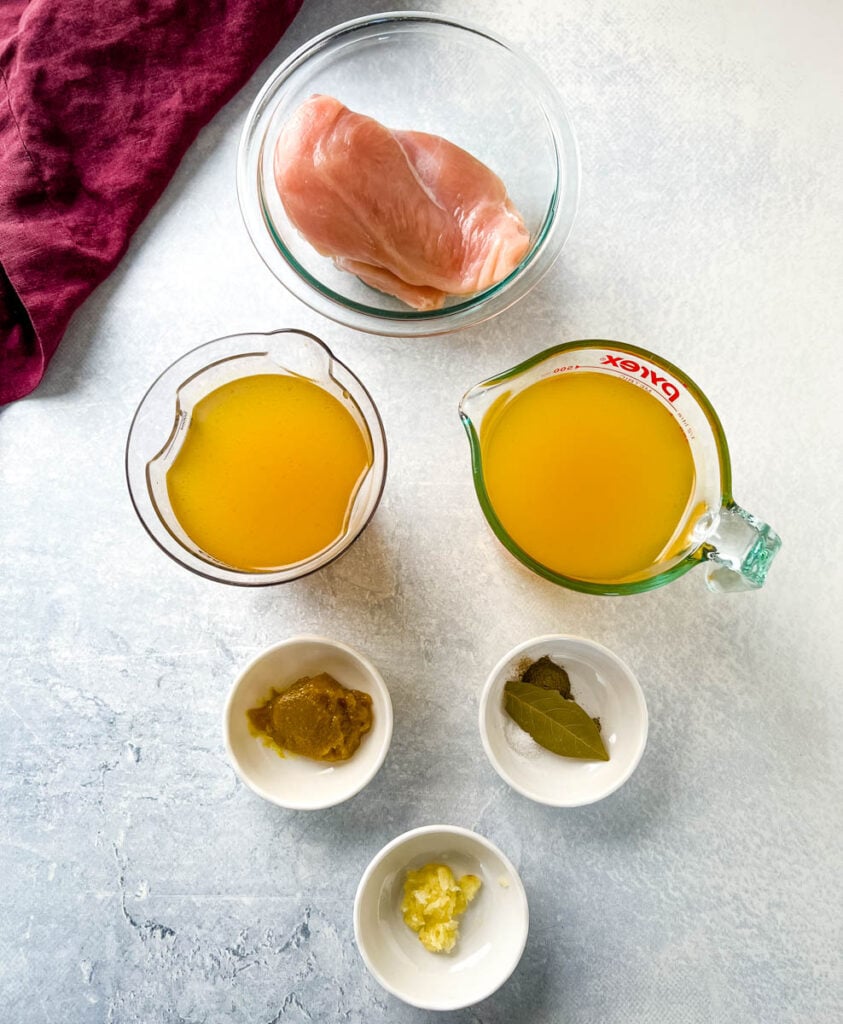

left=126, top=329, right=387, bottom=586
left=459, top=340, right=781, bottom=595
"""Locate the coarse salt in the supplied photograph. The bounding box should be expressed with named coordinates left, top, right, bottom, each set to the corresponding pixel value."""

left=503, top=714, right=543, bottom=760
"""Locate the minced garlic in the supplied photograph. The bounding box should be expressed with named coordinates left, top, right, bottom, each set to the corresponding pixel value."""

left=400, top=863, right=481, bottom=953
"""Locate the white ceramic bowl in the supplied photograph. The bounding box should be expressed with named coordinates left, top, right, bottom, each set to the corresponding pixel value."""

left=223, top=636, right=392, bottom=809
left=479, top=635, right=648, bottom=807
left=354, top=825, right=529, bottom=1011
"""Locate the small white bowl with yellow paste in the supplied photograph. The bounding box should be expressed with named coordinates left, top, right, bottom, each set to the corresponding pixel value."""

left=353, top=825, right=528, bottom=1010
left=224, top=636, right=393, bottom=810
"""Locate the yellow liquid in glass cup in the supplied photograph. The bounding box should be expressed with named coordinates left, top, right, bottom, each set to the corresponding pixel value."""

left=480, top=372, right=697, bottom=583
left=165, top=373, right=372, bottom=572
left=126, top=330, right=387, bottom=586
left=461, top=341, right=781, bottom=595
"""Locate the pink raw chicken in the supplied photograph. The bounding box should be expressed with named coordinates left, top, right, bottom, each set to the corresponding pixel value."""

left=273, top=95, right=531, bottom=311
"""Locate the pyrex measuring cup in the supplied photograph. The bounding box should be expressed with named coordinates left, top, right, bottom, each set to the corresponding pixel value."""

left=459, top=340, right=781, bottom=595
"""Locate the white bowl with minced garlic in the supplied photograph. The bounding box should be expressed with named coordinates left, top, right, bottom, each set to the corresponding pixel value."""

left=353, top=825, right=528, bottom=1011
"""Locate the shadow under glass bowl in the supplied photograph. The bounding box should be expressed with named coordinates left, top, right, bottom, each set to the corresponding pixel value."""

left=237, top=11, right=580, bottom=337
left=125, top=329, right=388, bottom=586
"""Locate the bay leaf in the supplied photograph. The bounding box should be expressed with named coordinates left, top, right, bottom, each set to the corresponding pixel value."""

left=504, top=680, right=609, bottom=761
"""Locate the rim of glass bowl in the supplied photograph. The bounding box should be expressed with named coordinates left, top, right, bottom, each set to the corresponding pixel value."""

left=236, top=11, right=580, bottom=337
left=459, top=340, right=732, bottom=596
left=125, top=329, right=388, bottom=587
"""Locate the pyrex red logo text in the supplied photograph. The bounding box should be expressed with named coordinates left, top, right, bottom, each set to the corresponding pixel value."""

left=601, top=354, right=681, bottom=403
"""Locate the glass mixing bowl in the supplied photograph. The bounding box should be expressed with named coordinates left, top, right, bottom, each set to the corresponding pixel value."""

left=237, top=11, right=579, bottom=336
left=125, top=330, right=387, bottom=586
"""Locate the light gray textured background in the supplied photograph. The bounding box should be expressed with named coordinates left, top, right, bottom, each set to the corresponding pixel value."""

left=1, top=1, right=841, bottom=1021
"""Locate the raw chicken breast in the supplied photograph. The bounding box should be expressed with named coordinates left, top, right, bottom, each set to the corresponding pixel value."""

left=273, top=95, right=531, bottom=311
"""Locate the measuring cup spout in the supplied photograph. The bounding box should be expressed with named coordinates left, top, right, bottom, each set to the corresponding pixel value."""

left=703, top=503, right=781, bottom=593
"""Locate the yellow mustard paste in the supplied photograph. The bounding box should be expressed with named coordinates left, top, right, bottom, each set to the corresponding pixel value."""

left=247, top=673, right=373, bottom=762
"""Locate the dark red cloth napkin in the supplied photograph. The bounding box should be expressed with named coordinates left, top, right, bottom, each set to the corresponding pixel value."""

left=0, top=0, right=303, bottom=405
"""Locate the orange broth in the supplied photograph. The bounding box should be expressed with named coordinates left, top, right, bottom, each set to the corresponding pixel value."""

left=166, top=373, right=371, bottom=571
left=480, top=371, right=696, bottom=582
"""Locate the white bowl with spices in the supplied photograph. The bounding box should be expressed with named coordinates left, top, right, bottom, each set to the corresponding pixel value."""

left=354, top=825, right=529, bottom=1011
left=478, top=635, right=648, bottom=807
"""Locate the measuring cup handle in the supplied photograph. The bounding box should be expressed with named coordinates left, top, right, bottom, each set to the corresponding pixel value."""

left=703, top=502, right=782, bottom=593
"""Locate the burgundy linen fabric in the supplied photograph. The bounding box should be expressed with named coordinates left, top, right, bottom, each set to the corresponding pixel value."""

left=0, top=0, right=303, bottom=405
